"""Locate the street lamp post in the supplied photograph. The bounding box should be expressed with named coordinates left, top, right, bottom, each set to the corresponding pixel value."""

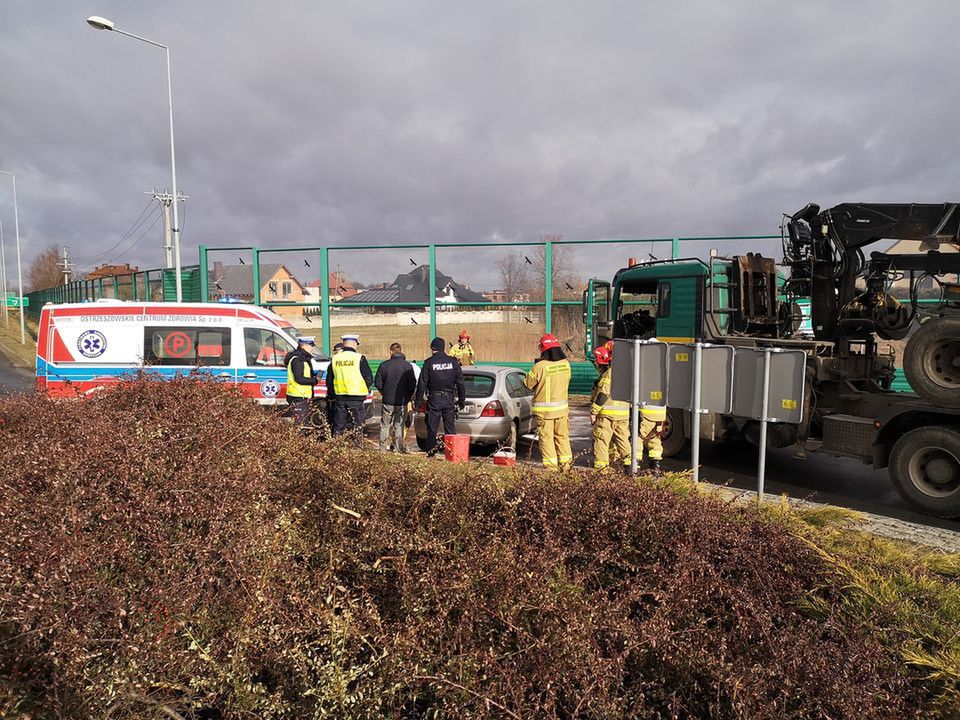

left=86, top=16, right=183, bottom=302
left=0, top=171, right=26, bottom=344
left=0, top=220, right=8, bottom=329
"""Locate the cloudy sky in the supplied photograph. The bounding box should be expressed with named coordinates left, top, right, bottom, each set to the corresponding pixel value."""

left=1, top=1, right=959, bottom=290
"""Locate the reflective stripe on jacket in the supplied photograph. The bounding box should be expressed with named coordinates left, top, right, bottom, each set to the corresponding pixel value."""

left=590, top=368, right=629, bottom=418
left=332, top=352, right=369, bottom=397
left=525, top=359, right=571, bottom=418
left=641, top=404, right=667, bottom=422
left=286, top=357, right=314, bottom=399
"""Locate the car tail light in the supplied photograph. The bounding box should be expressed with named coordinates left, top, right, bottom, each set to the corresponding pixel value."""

left=480, top=400, right=504, bottom=417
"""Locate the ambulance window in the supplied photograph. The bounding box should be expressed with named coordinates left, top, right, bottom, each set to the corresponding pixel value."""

left=244, top=328, right=294, bottom=367
left=144, top=326, right=232, bottom=367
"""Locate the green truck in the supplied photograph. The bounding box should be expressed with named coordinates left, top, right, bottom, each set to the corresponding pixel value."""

left=583, top=202, right=960, bottom=517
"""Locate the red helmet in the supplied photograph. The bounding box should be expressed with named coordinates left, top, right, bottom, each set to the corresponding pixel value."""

left=459, top=329, right=470, bottom=340
left=538, top=333, right=560, bottom=351
left=593, top=345, right=612, bottom=366
left=603, top=340, right=614, bottom=352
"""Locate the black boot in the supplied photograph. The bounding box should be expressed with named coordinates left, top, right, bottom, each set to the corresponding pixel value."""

left=649, top=459, right=662, bottom=477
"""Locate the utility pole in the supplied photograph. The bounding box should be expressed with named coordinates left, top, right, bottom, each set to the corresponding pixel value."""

left=59, top=245, right=74, bottom=285
left=147, top=188, right=187, bottom=270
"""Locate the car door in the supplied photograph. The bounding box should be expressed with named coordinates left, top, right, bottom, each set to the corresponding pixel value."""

left=238, top=327, right=295, bottom=403
left=505, top=371, right=534, bottom=432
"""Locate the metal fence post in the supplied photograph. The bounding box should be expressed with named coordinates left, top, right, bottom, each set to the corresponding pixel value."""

left=545, top=238, right=553, bottom=333
left=198, top=245, right=208, bottom=302
left=691, top=341, right=702, bottom=482
left=113, top=275, right=120, bottom=299
left=630, top=339, right=640, bottom=476
left=320, top=247, right=331, bottom=355
left=757, top=347, right=772, bottom=498
left=98, top=277, right=104, bottom=300
left=252, top=248, right=261, bottom=306
left=429, top=244, right=437, bottom=340
left=132, top=273, right=139, bottom=301
left=671, top=238, right=680, bottom=259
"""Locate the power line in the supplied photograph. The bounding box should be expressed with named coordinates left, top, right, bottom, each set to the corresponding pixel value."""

left=105, top=210, right=163, bottom=263
left=80, top=200, right=160, bottom=266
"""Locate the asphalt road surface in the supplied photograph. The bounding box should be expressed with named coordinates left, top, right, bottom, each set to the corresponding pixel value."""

left=0, top=352, right=31, bottom=396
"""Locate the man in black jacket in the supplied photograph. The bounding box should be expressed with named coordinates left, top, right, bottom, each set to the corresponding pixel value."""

left=415, top=337, right=466, bottom=456
left=283, top=337, right=319, bottom=430
left=374, top=342, right=418, bottom=452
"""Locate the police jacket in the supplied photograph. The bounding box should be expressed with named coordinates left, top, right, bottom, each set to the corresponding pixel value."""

left=284, top=348, right=318, bottom=387
left=415, top=351, right=466, bottom=406
left=327, top=348, right=373, bottom=400
left=374, top=353, right=417, bottom=406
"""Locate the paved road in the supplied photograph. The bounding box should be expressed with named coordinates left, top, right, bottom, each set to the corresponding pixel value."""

left=0, top=351, right=31, bottom=396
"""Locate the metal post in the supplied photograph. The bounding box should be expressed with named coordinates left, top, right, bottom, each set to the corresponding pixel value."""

left=98, top=277, right=104, bottom=300
left=691, top=341, right=702, bottom=482
left=545, top=238, right=553, bottom=333
left=630, top=339, right=640, bottom=476
left=252, top=248, right=261, bottom=306
left=0, top=172, right=25, bottom=343
left=113, top=275, right=120, bottom=299
left=198, top=245, right=208, bottom=302
left=320, top=247, right=331, bottom=355
left=429, top=244, right=437, bottom=340
left=757, top=347, right=772, bottom=498
left=0, top=219, right=7, bottom=329
left=671, top=237, right=680, bottom=260
left=144, top=273, right=150, bottom=302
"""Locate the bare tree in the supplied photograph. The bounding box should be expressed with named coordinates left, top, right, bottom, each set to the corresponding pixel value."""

left=495, top=253, right=528, bottom=301
left=26, top=246, right=65, bottom=292
left=526, top=235, right=581, bottom=299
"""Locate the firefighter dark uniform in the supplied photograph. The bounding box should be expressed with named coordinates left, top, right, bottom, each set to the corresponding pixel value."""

left=525, top=334, right=572, bottom=469
left=416, top=337, right=466, bottom=454
left=329, top=336, right=373, bottom=436
left=590, top=345, right=631, bottom=469
left=284, top=338, right=318, bottom=428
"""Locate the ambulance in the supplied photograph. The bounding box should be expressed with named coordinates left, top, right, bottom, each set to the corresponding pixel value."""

left=36, top=300, right=331, bottom=402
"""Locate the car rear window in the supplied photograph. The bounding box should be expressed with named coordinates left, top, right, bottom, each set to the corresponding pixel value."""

left=463, top=373, right=496, bottom=398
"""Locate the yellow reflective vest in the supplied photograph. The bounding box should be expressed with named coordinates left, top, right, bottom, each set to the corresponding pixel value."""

left=524, top=359, right=571, bottom=418
left=450, top=342, right=475, bottom=366
left=590, top=368, right=629, bottom=418
left=286, top=356, right=314, bottom=399
left=332, top=351, right=369, bottom=397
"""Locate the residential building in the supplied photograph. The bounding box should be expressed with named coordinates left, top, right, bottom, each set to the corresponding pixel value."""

left=209, top=261, right=307, bottom=318
left=337, top=265, right=489, bottom=312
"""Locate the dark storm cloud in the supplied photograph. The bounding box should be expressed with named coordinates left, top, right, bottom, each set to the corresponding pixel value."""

left=2, top=0, right=959, bottom=289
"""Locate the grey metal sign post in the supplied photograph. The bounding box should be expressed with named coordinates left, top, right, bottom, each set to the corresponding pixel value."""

left=732, top=346, right=806, bottom=498
left=611, top=339, right=668, bottom=476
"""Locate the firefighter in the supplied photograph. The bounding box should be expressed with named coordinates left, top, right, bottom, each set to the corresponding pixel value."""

left=328, top=333, right=373, bottom=437
left=525, top=334, right=572, bottom=469
left=450, top=329, right=476, bottom=366
left=284, top=336, right=318, bottom=430
left=415, top=337, right=466, bottom=456
left=590, top=343, right=631, bottom=470
left=639, top=402, right=666, bottom=476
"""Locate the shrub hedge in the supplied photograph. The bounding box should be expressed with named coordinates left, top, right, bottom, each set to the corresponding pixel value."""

left=0, top=378, right=948, bottom=718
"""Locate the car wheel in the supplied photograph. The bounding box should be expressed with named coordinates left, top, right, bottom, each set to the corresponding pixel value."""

left=903, top=318, right=960, bottom=408
left=889, top=425, right=960, bottom=518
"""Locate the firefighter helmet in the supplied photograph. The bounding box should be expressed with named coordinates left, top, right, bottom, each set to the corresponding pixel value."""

left=593, top=345, right=612, bottom=366
left=459, top=329, right=470, bottom=340
left=538, top=333, right=560, bottom=352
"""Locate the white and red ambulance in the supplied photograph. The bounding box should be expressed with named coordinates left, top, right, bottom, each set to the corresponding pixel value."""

left=36, top=300, right=330, bottom=401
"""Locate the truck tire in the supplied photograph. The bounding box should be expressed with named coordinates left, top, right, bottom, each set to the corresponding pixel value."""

left=889, top=425, right=960, bottom=518
left=660, top=407, right=689, bottom=458
left=903, top=318, right=960, bottom=408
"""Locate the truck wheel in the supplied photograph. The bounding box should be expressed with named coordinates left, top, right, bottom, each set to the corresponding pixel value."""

left=903, top=318, right=960, bottom=408
left=659, top=407, right=689, bottom=458
left=889, top=425, right=960, bottom=518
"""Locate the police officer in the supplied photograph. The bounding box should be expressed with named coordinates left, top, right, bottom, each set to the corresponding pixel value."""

left=415, top=337, right=466, bottom=456
left=590, top=342, right=632, bottom=470
left=284, top=336, right=318, bottom=429
left=450, top=329, right=476, bottom=366
left=525, top=334, right=572, bottom=469
left=328, top=333, right=373, bottom=437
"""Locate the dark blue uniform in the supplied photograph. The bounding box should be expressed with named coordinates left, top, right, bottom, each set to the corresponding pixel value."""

left=415, top=350, right=466, bottom=453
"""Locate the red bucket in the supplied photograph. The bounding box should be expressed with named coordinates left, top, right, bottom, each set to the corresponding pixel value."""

left=493, top=448, right=516, bottom=467
left=444, top=434, right=470, bottom=463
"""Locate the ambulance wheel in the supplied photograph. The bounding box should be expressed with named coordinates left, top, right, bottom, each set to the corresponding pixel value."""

left=659, top=407, right=689, bottom=459
left=889, top=425, right=960, bottom=518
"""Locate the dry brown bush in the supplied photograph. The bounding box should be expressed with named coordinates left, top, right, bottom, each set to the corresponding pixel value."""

left=0, top=378, right=933, bottom=718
